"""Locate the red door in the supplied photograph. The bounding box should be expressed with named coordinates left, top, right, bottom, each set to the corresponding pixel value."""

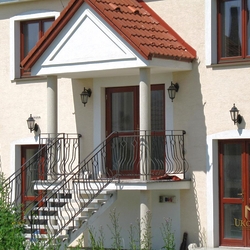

left=106, top=85, right=165, bottom=177
left=219, top=140, right=250, bottom=246
left=21, top=145, right=45, bottom=214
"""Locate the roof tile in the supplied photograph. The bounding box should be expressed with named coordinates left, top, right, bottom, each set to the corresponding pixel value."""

left=21, top=0, right=196, bottom=70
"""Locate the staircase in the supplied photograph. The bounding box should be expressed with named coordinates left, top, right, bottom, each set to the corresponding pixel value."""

left=24, top=181, right=117, bottom=249
left=3, top=130, right=188, bottom=249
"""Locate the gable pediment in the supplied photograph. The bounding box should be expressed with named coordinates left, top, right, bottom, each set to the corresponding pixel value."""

left=38, top=4, right=139, bottom=73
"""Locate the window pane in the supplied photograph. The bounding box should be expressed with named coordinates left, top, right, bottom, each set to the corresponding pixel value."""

left=223, top=143, right=242, bottom=198
left=151, top=89, right=164, bottom=131
left=247, top=0, right=250, bottom=55
left=23, top=22, right=39, bottom=57
left=224, top=203, right=242, bottom=239
left=112, top=92, right=134, bottom=131
left=43, top=20, right=54, bottom=33
left=221, top=0, right=242, bottom=57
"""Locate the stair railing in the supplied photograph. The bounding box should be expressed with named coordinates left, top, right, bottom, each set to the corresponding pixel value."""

left=24, top=130, right=188, bottom=247
left=3, top=133, right=81, bottom=208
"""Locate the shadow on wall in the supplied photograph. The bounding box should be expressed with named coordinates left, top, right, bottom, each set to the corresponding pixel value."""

left=71, top=78, right=94, bottom=161
left=175, top=59, right=207, bottom=247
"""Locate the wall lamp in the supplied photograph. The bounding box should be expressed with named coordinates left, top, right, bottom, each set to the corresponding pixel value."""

left=27, top=114, right=39, bottom=133
left=80, top=88, right=92, bottom=106
left=167, top=82, right=179, bottom=102
left=230, top=104, right=242, bottom=125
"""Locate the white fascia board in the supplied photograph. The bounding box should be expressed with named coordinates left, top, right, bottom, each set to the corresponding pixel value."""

left=149, top=57, right=193, bottom=72
left=0, top=0, right=36, bottom=4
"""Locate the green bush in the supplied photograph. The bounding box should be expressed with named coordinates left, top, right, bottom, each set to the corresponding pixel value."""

left=0, top=172, right=25, bottom=250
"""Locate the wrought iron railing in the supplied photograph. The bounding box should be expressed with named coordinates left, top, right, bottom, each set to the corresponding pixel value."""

left=4, top=130, right=188, bottom=247
left=23, top=130, right=188, bottom=245
left=3, top=133, right=81, bottom=207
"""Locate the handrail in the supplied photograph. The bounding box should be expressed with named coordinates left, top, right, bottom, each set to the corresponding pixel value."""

left=24, top=130, right=188, bottom=247
left=4, top=130, right=188, bottom=247
left=3, top=133, right=81, bottom=207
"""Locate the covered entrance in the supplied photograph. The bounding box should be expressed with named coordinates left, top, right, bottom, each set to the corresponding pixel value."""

left=219, top=140, right=250, bottom=246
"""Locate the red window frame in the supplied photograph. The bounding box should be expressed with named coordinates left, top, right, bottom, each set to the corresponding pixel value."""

left=217, top=0, right=250, bottom=63
left=20, top=18, right=54, bottom=77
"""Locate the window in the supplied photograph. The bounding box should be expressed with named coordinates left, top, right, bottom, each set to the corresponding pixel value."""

left=20, top=18, right=54, bottom=77
left=10, top=11, right=59, bottom=80
left=217, top=0, right=250, bottom=63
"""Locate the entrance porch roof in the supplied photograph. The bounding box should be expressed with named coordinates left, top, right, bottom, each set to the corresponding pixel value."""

left=20, top=0, right=196, bottom=78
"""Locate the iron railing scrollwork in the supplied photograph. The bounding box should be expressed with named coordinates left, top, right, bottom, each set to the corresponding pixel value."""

left=3, top=133, right=81, bottom=208
left=3, top=130, right=188, bottom=246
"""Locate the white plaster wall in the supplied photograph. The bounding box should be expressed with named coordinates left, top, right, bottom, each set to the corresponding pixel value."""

left=144, top=0, right=250, bottom=247
left=2, top=0, right=250, bottom=248
left=90, top=190, right=181, bottom=249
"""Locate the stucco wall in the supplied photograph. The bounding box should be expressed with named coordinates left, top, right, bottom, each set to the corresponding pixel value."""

left=90, top=190, right=181, bottom=249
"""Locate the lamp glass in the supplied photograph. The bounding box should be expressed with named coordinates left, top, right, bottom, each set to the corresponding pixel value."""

left=230, top=104, right=239, bottom=124
left=168, top=85, right=176, bottom=101
left=80, top=92, right=89, bottom=106
left=27, top=114, right=35, bottom=130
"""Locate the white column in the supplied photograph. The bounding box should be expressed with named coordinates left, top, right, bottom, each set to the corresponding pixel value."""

left=47, top=75, right=58, bottom=135
left=139, top=68, right=151, bottom=181
left=139, top=68, right=152, bottom=248
left=140, top=190, right=152, bottom=249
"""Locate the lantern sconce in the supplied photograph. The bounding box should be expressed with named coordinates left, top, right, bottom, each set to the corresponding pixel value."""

left=230, top=104, right=242, bottom=125
left=27, top=114, right=39, bottom=133
left=167, top=82, right=179, bottom=102
left=80, top=88, right=92, bottom=106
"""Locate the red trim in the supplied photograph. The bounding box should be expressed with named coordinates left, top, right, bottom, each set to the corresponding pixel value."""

left=217, top=0, right=250, bottom=63
left=21, top=0, right=84, bottom=70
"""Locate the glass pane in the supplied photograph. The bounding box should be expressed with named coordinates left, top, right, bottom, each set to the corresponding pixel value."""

left=23, top=22, right=39, bottom=57
left=247, top=0, right=250, bottom=55
left=151, top=89, right=164, bottom=131
left=221, top=0, right=242, bottom=57
left=43, top=20, right=53, bottom=33
left=224, top=203, right=242, bottom=238
left=112, top=92, right=134, bottom=131
left=25, top=148, right=39, bottom=197
left=223, top=143, right=242, bottom=198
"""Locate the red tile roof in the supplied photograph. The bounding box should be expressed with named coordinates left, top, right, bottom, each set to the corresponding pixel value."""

left=21, top=0, right=196, bottom=71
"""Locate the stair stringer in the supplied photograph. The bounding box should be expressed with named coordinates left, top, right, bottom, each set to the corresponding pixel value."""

left=59, top=190, right=117, bottom=250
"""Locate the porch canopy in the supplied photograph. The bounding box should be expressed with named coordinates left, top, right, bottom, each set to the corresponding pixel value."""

left=20, top=0, right=196, bottom=78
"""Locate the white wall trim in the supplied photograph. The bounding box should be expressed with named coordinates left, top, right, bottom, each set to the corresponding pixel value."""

left=205, top=0, right=217, bottom=66
left=10, top=10, right=60, bottom=80
left=206, top=129, right=250, bottom=247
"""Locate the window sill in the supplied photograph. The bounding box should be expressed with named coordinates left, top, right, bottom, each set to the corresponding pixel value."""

left=12, top=76, right=47, bottom=83
left=207, top=60, right=250, bottom=69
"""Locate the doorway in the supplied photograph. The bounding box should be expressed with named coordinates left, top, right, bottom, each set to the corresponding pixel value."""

left=106, top=84, right=165, bottom=177
left=219, top=140, right=250, bottom=247
left=21, top=145, right=45, bottom=214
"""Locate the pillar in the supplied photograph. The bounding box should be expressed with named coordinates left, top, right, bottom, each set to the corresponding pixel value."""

left=139, top=68, right=152, bottom=248
left=139, top=68, right=151, bottom=181
left=47, top=75, right=58, bottom=135
left=47, top=75, right=58, bottom=181
left=140, top=190, right=152, bottom=249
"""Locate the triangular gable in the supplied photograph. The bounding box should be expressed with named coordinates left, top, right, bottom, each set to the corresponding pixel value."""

left=43, top=6, right=137, bottom=67
left=21, top=0, right=196, bottom=72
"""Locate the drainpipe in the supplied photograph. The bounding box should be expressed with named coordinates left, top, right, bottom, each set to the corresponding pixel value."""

left=139, top=68, right=152, bottom=249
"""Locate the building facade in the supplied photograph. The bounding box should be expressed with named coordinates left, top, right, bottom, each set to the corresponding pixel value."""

left=0, top=0, right=249, bottom=248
